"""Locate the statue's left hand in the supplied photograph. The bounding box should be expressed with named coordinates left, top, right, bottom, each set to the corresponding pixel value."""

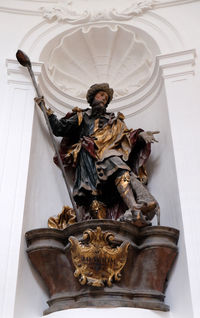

left=139, top=131, right=160, bottom=143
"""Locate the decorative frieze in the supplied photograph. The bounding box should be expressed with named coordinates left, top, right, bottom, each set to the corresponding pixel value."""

left=41, top=0, right=157, bottom=24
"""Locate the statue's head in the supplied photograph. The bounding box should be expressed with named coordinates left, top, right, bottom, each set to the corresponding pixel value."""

left=86, top=83, right=114, bottom=108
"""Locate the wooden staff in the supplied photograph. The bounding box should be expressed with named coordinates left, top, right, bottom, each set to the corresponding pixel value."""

left=16, top=50, right=81, bottom=222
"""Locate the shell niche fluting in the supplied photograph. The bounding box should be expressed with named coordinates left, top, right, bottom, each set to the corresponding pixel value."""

left=47, top=25, right=154, bottom=99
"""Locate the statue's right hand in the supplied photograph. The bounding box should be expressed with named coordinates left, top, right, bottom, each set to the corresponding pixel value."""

left=34, top=96, right=45, bottom=108
left=34, top=96, right=53, bottom=116
left=139, top=130, right=160, bottom=144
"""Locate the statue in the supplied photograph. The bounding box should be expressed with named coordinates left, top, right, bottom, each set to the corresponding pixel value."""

left=16, top=51, right=179, bottom=313
left=35, top=83, right=160, bottom=227
left=16, top=51, right=180, bottom=314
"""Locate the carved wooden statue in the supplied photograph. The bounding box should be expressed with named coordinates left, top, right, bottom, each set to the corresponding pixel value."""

left=36, top=83, right=160, bottom=228
left=16, top=51, right=178, bottom=315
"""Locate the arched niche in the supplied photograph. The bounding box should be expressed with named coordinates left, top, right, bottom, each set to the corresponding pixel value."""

left=14, top=17, right=193, bottom=318
left=37, top=22, right=161, bottom=114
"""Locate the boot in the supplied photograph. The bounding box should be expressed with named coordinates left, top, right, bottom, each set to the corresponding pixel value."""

left=115, top=171, right=150, bottom=227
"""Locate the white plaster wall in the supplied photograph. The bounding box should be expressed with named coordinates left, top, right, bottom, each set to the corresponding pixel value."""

left=0, top=1, right=200, bottom=318
left=155, top=2, right=200, bottom=52
left=126, top=84, right=193, bottom=317
left=163, top=73, right=200, bottom=318
left=0, top=10, right=43, bottom=318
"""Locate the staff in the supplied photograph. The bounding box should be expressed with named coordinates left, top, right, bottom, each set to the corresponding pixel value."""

left=16, top=50, right=81, bottom=222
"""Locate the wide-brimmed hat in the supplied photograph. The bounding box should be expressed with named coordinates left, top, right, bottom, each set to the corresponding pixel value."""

left=86, top=83, right=114, bottom=106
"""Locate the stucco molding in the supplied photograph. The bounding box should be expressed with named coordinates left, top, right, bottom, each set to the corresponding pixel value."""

left=0, top=0, right=199, bottom=19
left=6, top=59, right=42, bottom=86
left=157, top=49, right=196, bottom=80
left=41, top=0, right=157, bottom=24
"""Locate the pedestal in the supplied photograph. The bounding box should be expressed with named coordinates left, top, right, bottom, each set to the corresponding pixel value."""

left=25, top=220, right=179, bottom=315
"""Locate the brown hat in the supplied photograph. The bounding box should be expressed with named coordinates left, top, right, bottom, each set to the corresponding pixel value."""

left=86, top=83, right=114, bottom=107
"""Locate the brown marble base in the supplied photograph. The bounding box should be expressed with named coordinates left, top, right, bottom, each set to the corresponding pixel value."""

left=25, top=220, right=179, bottom=315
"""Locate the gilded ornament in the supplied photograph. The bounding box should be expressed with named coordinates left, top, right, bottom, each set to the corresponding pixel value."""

left=69, top=227, right=130, bottom=287
left=89, top=200, right=107, bottom=219
left=48, top=206, right=76, bottom=230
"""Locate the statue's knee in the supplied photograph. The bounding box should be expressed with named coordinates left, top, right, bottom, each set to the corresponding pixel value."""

left=115, top=171, right=131, bottom=194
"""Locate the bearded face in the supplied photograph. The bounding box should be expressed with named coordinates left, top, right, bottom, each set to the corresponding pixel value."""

left=91, top=91, right=109, bottom=117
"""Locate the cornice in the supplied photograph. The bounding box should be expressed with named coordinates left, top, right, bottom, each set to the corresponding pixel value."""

left=0, top=7, right=39, bottom=16
left=155, top=0, right=199, bottom=8
left=6, top=59, right=42, bottom=86
left=157, top=49, right=196, bottom=79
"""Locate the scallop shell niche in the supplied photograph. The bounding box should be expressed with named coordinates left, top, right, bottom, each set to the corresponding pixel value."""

left=47, top=25, right=154, bottom=99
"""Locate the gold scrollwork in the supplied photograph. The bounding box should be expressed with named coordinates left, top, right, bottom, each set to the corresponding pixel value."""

left=48, top=206, right=76, bottom=230
left=69, top=227, right=130, bottom=287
